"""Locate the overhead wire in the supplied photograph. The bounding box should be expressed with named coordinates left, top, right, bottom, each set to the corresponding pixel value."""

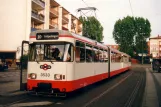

left=81, top=0, right=89, bottom=7
left=128, top=0, right=134, bottom=16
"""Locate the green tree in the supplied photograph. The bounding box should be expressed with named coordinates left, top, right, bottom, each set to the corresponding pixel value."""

left=113, top=16, right=135, bottom=56
left=113, top=16, right=151, bottom=57
left=134, top=17, right=151, bottom=53
left=79, top=16, right=103, bottom=42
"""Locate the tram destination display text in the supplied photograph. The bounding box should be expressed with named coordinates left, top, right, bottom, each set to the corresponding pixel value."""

left=36, top=32, right=59, bottom=40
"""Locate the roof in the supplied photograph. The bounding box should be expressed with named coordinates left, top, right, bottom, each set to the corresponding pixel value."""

left=30, top=29, right=130, bottom=57
left=149, top=35, right=161, bottom=40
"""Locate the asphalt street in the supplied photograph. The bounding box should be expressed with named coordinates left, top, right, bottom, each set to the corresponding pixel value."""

left=0, top=65, right=149, bottom=107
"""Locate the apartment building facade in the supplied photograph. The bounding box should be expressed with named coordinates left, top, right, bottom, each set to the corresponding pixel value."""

left=0, top=0, right=82, bottom=64
left=149, top=35, right=161, bottom=58
left=107, top=45, right=119, bottom=50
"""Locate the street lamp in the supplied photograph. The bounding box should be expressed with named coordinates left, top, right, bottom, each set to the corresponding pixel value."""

left=141, top=33, right=145, bottom=65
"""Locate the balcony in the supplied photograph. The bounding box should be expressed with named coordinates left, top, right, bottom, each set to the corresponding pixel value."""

left=50, top=9, right=58, bottom=18
left=32, top=0, right=45, bottom=10
left=62, top=26, right=68, bottom=31
left=71, top=23, right=76, bottom=29
left=49, top=21, right=58, bottom=29
left=31, top=10, right=44, bottom=24
left=62, top=16, right=69, bottom=24
left=31, top=27, right=39, bottom=31
left=78, top=25, right=82, bottom=32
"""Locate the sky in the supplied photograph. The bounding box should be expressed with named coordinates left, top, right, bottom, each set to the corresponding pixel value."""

left=55, top=0, right=161, bottom=45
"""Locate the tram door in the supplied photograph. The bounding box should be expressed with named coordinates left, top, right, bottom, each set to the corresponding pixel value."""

left=20, top=40, right=29, bottom=91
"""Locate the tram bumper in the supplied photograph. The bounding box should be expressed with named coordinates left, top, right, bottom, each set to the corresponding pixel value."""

left=32, top=83, right=60, bottom=93
left=28, top=83, right=67, bottom=97
left=27, top=79, right=74, bottom=93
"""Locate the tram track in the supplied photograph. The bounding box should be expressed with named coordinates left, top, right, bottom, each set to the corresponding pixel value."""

left=80, top=67, right=145, bottom=107
left=82, top=71, right=134, bottom=107
left=2, top=70, right=133, bottom=107
left=123, top=69, right=145, bottom=107
left=1, top=94, right=64, bottom=107
left=49, top=70, right=135, bottom=107
left=0, top=67, right=146, bottom=107
left=109, top=68, right=146, bottom=107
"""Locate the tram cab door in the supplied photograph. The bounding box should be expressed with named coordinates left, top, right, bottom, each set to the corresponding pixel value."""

left=20, top=40, right=29, bottom=91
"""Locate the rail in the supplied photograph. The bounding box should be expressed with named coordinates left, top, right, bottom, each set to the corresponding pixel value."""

left=31, top=11, right=44, bottom=22
left=32, top=0, right=45, bottom=8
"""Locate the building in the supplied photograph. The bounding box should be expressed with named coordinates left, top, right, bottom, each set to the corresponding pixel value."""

left=149, top=35, right=161, bottom=58
left=0, top=0, right=82, bottom=65
left=106, top=45, right=119, bottom=50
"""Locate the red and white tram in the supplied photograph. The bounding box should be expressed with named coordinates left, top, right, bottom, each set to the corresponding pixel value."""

left=26, top=29, right=131, bottom=96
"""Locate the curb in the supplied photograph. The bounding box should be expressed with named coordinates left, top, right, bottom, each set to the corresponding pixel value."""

left=142, top=68, right=159, bottom=107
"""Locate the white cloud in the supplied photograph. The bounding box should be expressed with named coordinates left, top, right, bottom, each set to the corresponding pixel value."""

left=55, top=0, right=161, bottom=44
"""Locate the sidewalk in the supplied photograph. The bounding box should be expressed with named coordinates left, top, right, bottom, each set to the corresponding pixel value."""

left=0, top=69, right=27, bottom=97
left=142, top=68, right=159, bottom=107
left=2, top=68, right=27, bottom=72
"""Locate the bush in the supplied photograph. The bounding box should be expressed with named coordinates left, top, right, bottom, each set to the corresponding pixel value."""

left=20, top=55, right=28, bottom=69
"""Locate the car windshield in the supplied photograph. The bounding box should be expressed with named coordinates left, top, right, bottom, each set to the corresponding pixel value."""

left=29, top=42, right=73, bottom=62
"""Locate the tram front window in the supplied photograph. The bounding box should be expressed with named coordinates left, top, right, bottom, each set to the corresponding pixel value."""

left=29, top=42, right=73, bottom=62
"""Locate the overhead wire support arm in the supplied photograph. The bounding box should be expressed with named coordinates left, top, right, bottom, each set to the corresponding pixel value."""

left=77, top=7, right=97, bottom=12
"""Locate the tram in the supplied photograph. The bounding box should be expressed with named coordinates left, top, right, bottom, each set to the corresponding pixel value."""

left=25, top=29, right=131, bottom=96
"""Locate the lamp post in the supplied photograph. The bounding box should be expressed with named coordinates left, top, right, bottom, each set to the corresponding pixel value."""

left=141, top=33, right=145, bottom=65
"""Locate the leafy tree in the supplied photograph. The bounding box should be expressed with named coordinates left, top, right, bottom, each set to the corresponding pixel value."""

left=113, top=16, right=135, bottom=56
left=113, top=16, right=151, bottom=57
left=79, top=16, right=103, bottom=42
left=134, top=17, right=151, bottom=54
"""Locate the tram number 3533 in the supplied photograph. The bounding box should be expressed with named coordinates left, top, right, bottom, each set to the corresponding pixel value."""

left=41, top=73, right=50, bottom=77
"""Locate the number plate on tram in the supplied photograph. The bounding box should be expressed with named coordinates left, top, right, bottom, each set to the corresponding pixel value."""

left=40, top=73, right=50, bottom=77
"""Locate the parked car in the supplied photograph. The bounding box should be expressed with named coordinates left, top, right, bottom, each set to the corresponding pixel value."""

left=152, top=58, right=161, bottom=72
left=0, top=59, right=8, bottom=71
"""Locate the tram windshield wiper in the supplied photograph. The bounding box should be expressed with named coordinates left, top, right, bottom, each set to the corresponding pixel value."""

left=47, top=57, right=54, bottom=64
left=50, top=59, right=54, bottom=64
left=35, top=59, right=39, bottom=64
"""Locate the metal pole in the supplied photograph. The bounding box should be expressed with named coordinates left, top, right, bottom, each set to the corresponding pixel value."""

left=108, top=47, right=110, bottom=78
left=20, top=40, right=29, bottom=91
left=142, top=39, right=143, bottom=64
left=20, top=41, right=24, bottom=91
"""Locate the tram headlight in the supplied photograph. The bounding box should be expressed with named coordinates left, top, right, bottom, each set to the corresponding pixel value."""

left=54, top=74, right=62, bottom=80
left=28, top=73, right=37, bottom=79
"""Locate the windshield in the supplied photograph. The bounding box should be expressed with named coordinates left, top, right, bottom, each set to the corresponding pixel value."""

left=29, top=42, right=73, bottom=62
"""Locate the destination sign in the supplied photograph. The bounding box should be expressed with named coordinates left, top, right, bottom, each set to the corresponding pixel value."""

left=36, top=32, right=59, bottom=40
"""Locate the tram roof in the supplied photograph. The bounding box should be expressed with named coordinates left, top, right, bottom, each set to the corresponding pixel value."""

left=30, top=29, right=108, bottom=49
left=30, top=29, right=130, bottom=56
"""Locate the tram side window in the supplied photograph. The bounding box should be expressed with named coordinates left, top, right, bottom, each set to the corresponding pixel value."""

left=111, top=51, right=115, bottom=62
left=86, top=44, right=93, bottom=62
left=115, top=53, right=121, bottom=62
left=120, top=56, right=123, bottom=62
left=36, top=44, right=44, bottom=61
left=93, top=48, right=99, bottom=62
left=86, top=48, right=93, bottom=62
left=29, top=44, right=36, bottom=61
left=93, top=48, right=103, bottom=62
left=67, top=44, right=74, bottom=62
left=129, top=57, right=131, bottom=62
left=103, top=50, right=108, bottom=62
left=76, top=41, right=85, bottom=62
left=123, top=56, right=128, bottom=63
left=99, top=49, right=104, bottom=62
